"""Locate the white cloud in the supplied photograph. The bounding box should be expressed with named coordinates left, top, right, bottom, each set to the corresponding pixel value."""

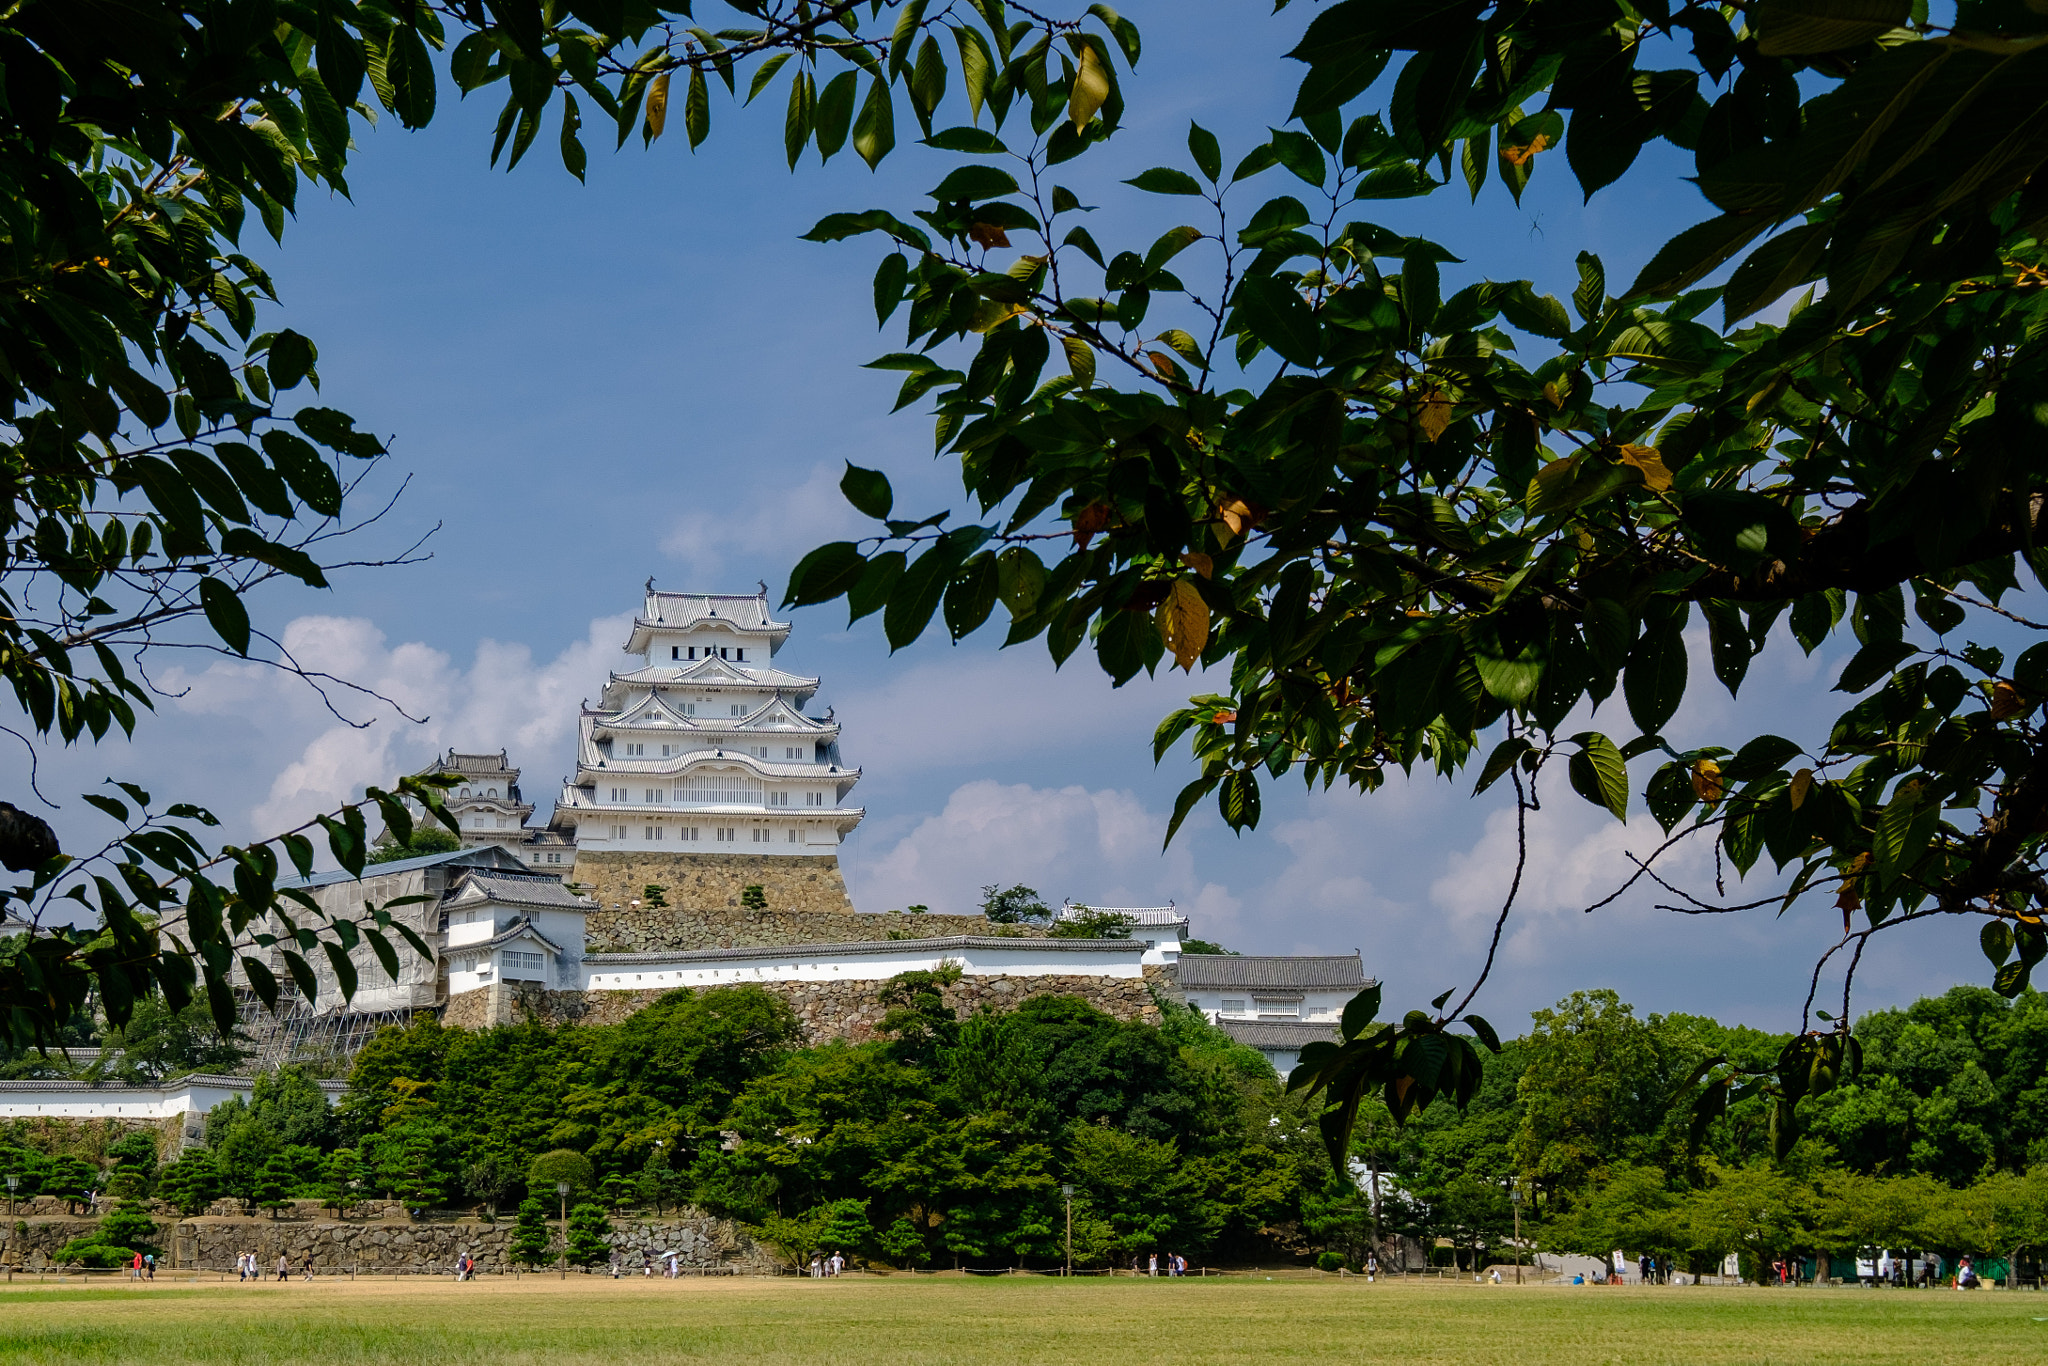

left=659, top=462, right=864, bottom=582
left=847, top=778, right=1241, bottom=929
left=149, top=613, right=631, bottom=836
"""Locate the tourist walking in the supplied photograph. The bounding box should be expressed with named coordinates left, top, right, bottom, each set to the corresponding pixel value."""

left=144, top=1253, right=155, bottom=1280
left=1365, top=1252, right=1378, bottom=1284
left=277, top=1253, right=289, bottom=1282
left=303, top=1253, right=314, bottom=1281
left=1148, top=1252, right=1157, bottom=1277
left=667, top=1251, right=679, bottom=1278
left=130, top=1251, right=143, bottom=1280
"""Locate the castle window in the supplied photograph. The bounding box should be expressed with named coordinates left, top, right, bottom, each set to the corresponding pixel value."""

left=645, top=825, right=664, bottom=841
left=625, top=743, right=645, bottom=757
left=611, top=825, right=626, bottom=839
left=681, top=827, right=699, bottom=842
left=644, top=788, right=663, bottom=803
left=720, top=648, right=729, bottom=659
left=687, top=647, right=696, bottom=660
left=608, top=787, right=626, bottom=802
left=488, top=788, right=498, bottom=798
left=682, top=703, right=696, bottom=716
left=716, top=827, right=735, bottom=843
left=786, top=829, right=798, bottom=843
left=671, top=646, right=680, bottom=660
left=785, top=747, right=801, bottom=759
left=731, top=704, right=744, bottom=716
left=737, top=649, right=746, bottom=661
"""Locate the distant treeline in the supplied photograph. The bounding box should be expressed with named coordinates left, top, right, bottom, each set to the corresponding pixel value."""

left=5, top=979, right=2044, bottom=1275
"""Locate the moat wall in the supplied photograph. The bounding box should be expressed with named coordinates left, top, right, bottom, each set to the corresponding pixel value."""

left=0, top=1203, right=770, bottom=1274
left=573, top=850, right=997, bottom=950
left=446, top=969, right=1174, bottom=1042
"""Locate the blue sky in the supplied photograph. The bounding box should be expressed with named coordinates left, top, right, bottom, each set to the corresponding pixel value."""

left=31, top=2, right=1996, bottom=1031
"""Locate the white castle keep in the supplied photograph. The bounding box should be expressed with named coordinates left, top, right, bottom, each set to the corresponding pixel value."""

left=548, top=587, right=865, bottom=856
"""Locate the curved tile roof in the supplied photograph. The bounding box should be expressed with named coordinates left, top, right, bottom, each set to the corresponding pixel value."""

left=1175, top=953, right=1370, bottom=991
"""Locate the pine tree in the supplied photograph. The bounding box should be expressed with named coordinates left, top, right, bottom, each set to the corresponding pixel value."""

left=566, top=1202, right=611, bottom=1267
left=321, top=1148, right=364, bottom=1218
left=95, top=1201, right=160, bottom=1255
left=508, top=1197, right=554, bottom=1269
left=155, top=1152, right=222, bottom=1217
left=254, top=1154, right=295, bottom=1218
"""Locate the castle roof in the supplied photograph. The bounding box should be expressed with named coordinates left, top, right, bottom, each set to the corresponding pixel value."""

left=626, top=590, right=791, bottom=654
left=1175, top=953, right=1370, bottom=992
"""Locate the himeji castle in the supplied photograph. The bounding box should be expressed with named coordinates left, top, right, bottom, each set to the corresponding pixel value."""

left=549, top=586, right=865, bottom=857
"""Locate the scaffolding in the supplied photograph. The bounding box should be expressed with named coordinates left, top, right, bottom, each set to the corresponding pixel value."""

left=231, top=986, right=420, bottom=1075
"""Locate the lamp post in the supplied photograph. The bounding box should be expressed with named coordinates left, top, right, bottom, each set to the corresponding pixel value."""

left=1060, top=1184, right=1073, bottom=1277
left=557, top=1180, right=571, bottom=1280
left=5, top=1173, right=16, bottom=1217
left=1511, top=1184, right=1523, bottom=1285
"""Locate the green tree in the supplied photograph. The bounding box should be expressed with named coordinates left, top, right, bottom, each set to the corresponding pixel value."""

left=93, top=1201, right=160, bottom=1256
left=740, top=885, right=768, bottom=911
left=751, top=1208, right=827, bottom=1271
left=814, top=1197, right=875, bottom=1263
left=368, top=827, right=463, bottom=864
left=1047, top=909, right=1133, bottom=940
left=527, top=1149, right=594, bottom=1203
left=461, top=1151, right=520, bottom=1218
left=565, top=1202, right=612, bottom=1268
left=155, top=1151, right=221, bottom=1217
left=253, top=1153, right=295, bottom=1218
left=1514, top=992, right=1679, bottom=1205
left=979, top=885, right=1050, bottom=925
left=507, top=1197, right=555, bottom=1270
left=1064, top=1124, right=1196, bottom=1256
left=781, top=0, right=2048, bottom=1162
left=369, top=1119, right=454, bottom=1208
left=877, top=1214, right=930, bottom=1270
left=321, top=1148, right=365, bottom=1219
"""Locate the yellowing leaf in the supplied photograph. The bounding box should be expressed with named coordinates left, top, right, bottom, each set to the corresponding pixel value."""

left=971, top=299, right=1024, bottom=332
left=1156, top=578, right=1210, bottom=671
left=1618, top=443, right=1672, bottom=491
left=1789, top=767, right=1815, bottom=810
left=1991, top=680, right=2031, bottom=720
left=1216, top=498, right=1257, bottom=543
left=1501, top=132, right=1551, bottom=166
left=1417, top=389, right=1453, bottom=443
left=1179, top=551, right=1214, bottom=579
left=1069, top=43, right=1111, bottom=132
left=645, top=71, right=672, bottom=142
left=1147, top=350, right=1184, bottom=382
left=1526, top=455, right=1582, bottom=516
left=1691, top=757, right=1723, bottom=803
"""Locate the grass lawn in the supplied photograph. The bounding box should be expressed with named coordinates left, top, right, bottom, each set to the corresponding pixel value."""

left=0, top=1274, right=2039, bottom=1365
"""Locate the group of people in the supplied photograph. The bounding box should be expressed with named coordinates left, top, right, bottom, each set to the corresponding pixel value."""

left=604, top=1249, right=683, bottom=1277
left=807, top=1250, right=847, bottom=1277
left=233, top=1252, right=309, bottom=1281
left=1134, top=1252, right=1190, bottom=1277
left=126, top=1252, right=154, bottom=1279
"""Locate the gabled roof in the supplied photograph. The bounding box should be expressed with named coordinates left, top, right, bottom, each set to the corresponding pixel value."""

left=449, top=870, right=594, bottom=912
left=278, top=844, right=531, bottom=890
left=451, top=914, right=566, bottom=959
left=1215, top=1019, right=1341, bottom=1050
left=626, top=590, right=791, bottom=654
left=607, top=662, right=819, bottom=691
left=605, top=691, right=702, bottom=730
left=1175, top=953, right=1370, bottom=991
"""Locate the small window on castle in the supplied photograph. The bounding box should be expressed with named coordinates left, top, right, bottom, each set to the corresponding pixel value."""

left=611, top=824, right=626, bottom=839
left=737, top=649, right=745, bottom=662
left=786, top=829, right=798, bottom=843
left=682, top=827, right=699, bottom=841
left=644, top=788, right=663, bottom=803
left=687, top=647, right=696, bottom=660
left=731, top=704, right=744, bottom=716
left=671, top=646, right=680, bottom=660
left=488, top=788, right=498, bottom=798
left=645, top=825, right=664, bottom=841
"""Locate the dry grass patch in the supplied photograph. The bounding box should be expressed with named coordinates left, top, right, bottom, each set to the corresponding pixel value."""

left=0, top=1274, right=2039, bottom=1365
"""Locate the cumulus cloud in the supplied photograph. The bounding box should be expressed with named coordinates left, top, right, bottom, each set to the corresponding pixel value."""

left=147, top=613, right=631, bottom=836
left=660, top=462, right=864, bottom=582
left=847, top=779, right=1241, bottom=931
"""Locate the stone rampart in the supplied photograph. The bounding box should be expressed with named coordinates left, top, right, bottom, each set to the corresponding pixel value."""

left=0, top=1204, right=771, bottom=1274
left=478, top=973, right=1160, bottom=1043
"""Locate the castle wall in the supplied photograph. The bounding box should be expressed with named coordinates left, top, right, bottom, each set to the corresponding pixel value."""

left=450, top=972, right=1164, bottom=1042
left=574, top=850, right=994, bottom=949
left=0, top=1204, right=770, bottom=1274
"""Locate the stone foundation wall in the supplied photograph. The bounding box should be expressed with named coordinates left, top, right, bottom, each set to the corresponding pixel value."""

left=483, top=973, right=1161, bottom=1043
left=577, top=850, right=858, bottom=934
left=0, top=1205, right=770, bottom=1274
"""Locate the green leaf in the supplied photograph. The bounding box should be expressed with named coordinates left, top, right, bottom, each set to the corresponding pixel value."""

left=199, top=578, right=252, bottom=656
left=685, top=68, right=710, bottom=149
left=1755, top=0, right=1911, bottom=56
left=261, top=431, right=342, bottom=517
left=1573, top=251, right=1605, bottom=323
left=1124, top=167, right=1205, bottom=196
left=884, top=543, right=960, bottom=650
left=815, top=71, right=858, bottom=162
left=1188, top=123, right=1222, bottom=182
left=931, top=165, right=1020, bottom=201
left=1164, top=774, right=1221, bottom=847
left=784, top=542, right=868, bottom=608
left=389, top=26, right=437, bottom=130
left=1567, top=731, right=1630, bottom=822
left=559, top=93, right=586, bottom=182
left=1340, top=984, right=1382, bottom=1041
left=841, top=463, right=894, bottom=520
left=268, top=330, right=315, bottom=391
left=1624, top=627, right=1687, bottom=735
left=1232, top=276, right=1320, bottom=368
left=1834, top=640, right=1917, bottom=694
left=1982, top=919, right=2014, bottom=967
left=1473, top=736, right=1532, bottom=795
left=853, top=76, right=896, bottom=170
left=1218, top=768, right=1262, bottom=831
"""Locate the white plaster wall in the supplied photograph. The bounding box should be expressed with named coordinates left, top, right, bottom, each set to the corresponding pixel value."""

left=581, top=941, right=1147, bottom=992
